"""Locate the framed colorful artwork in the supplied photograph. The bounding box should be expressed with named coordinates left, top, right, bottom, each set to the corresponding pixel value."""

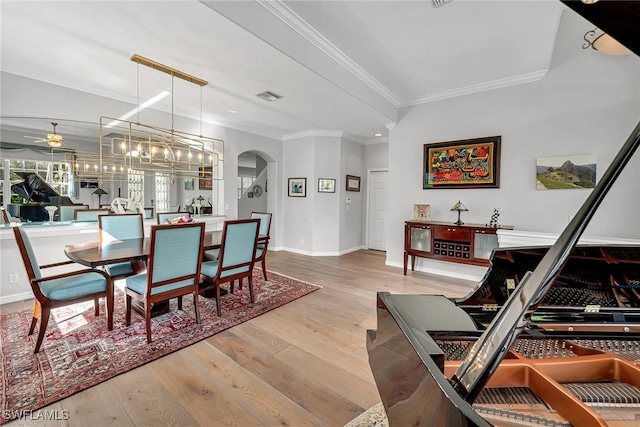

left=199, top=167, right=213, bottom=190
left=423, top=136, right=501, bottom=189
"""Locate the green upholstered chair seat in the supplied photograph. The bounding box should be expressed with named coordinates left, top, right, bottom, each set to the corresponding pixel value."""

left=201, top=260, right=250, bottom=279
left=105, top=262, right=134, bottom=277
left=125, top=273, right=196, bottom=296
left=255, top=248, right=264, bottom=259
left=39, top=272, right=107, bottom=300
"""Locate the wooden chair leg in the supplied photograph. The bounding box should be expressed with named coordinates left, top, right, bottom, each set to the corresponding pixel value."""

left=248, top=276, right=255, bottom=303
left=230, top=280, right=235, bottom=294
left=29, top=300, right=41, bottom=335
left=106, top=285, right=114, bottom=331
left=178, top=295, right=183, bottom=310
left=215, top=285, right=222, bottom=316
left=193, top=292, right=201, bottom=323
left=125, top=295, right=132, bottom=326
left=238, top=278, right=243, bottom=290
left=145, top=302, right=152, bottom=343
left=34, top=306, right=51, bottom=353
left=94, top=297, right=100, bottom=316
left=261, top=258, right=267, bottom=280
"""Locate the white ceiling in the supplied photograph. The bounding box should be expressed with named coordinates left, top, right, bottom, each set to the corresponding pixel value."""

left=0, top=0, right=563, bottom=142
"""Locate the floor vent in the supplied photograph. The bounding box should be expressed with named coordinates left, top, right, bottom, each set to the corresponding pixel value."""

left=255, top=90, right=283, bottom=102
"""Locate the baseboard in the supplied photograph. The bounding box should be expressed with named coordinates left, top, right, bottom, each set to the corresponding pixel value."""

left=277, top=245, right=364, bottom=257
left=385, top=260, right=483, bottom=282
left=0, top=291, right=33, bottom=305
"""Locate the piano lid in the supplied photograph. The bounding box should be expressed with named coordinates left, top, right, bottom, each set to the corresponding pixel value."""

left=11, top=172, right=63, bottom=203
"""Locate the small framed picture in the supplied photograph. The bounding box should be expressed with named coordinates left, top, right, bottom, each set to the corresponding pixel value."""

left=184, top=179, right=194, bottom=191
left=346, top=175, right=361, bottom=192
left=413, top=204, right=431, bottom=222
left=318, top=178, right=336, bottom=193
left=288, top=178, right=307, bottom=197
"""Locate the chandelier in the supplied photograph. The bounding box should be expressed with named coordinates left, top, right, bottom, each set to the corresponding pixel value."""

left=66, top=54, right=224, bottom=184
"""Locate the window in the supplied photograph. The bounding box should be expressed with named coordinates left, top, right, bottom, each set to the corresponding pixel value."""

left=127, top=169, right=144, bottom=200
left=237, top=175, right=255, bottom=199
left=155, top=173, right=170, bottom=213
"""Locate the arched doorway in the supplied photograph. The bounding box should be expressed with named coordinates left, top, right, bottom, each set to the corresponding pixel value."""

left=237, top=151, right=268, bottom=218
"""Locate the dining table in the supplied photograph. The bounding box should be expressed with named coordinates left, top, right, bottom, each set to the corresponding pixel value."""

left=64, top=230, right=268, bottom=316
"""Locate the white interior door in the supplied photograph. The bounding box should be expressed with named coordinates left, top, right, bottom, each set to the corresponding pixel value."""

left=367, top=170, right=388, bottom=251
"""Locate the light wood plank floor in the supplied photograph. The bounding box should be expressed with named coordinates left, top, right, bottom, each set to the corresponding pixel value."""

left=3, top=250, right=476, bottom=427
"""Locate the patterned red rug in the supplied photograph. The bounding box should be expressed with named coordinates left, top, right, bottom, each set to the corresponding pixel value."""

left=0, top=269, right=320, bottom=424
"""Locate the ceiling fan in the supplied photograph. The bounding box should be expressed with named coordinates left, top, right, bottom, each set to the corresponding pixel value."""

left=25, top=122, right=64, bottom=147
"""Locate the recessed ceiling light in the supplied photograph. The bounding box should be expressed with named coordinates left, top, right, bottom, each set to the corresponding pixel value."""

left=374, top=133, right=383, bottom=137
left=227, top=110, right=237, bottom=114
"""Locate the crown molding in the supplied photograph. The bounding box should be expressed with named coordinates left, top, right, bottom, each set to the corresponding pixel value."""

left=363, top=137, right=389, bottom=146
left=257, top=0, right=401, bottom=108
left=399, top=69, right=549, bottom=107
left=282, top=130, right=364, bottom=144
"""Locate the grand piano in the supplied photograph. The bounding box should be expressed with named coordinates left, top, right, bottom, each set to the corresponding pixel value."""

left=367, top=2, right=640, bottom=426
left=9, top=172, right=74, bottom=222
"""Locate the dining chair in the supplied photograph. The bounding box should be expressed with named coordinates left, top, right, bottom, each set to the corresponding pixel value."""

left=143, top=207, right=154, bottom=219
left=168, top=205, right=181, bottom=212
left=157, top=212, right=191, bottom=224
left=200, top=218, right=260, bottom=316
left=12, top=225, right=114, bottom=353
left=98, top=213, right=145, bottom=279
left=74, top=208, right=111, bottom=222
left=58, top=204, right=88, bottom=221
left=250, top=211, right=272, bottom=281
left=124, top=222, right=205, bottom=343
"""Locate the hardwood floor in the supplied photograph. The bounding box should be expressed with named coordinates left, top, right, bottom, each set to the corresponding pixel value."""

left=3, top=250, right=476, bottom=427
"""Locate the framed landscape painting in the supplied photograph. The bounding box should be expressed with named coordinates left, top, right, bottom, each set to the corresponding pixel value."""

left=536, top=154, right=596, bottom=190
left=423, top=136, right=501, bottom=189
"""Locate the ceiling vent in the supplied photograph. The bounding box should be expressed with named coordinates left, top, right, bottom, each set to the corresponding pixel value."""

left=432, top=0, right=452, bottom=7
left=256, top=90, right=283, bottom=102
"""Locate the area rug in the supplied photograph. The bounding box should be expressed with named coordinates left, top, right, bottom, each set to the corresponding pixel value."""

left=345, top=402, right=388, bottom=427
left=0, top=269, right=320, bottom=424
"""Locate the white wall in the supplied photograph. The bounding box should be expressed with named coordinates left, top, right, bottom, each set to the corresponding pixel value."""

left=385, top=9, right=640, bottom=275
left=340, top=139, right=365, bottom=252
left=282, top=136, right=315, bottom=252
left=312, top=137, right=341, bottom=254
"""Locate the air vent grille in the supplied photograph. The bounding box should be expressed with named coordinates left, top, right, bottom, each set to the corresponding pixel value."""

left=256, top=90, right=283, bottom=102
left=433, top=0, right=452, bottom=7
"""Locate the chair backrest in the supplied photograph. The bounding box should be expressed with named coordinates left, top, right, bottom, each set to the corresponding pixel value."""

left=217, top=218, right=260, bottom=279
left=12, top=225, right=41, bottom=280
left=99, top=213, right=144, bottom=246
left=58, top=204, right=88, bottom=221
left=250, top=212, right=272, bottom=238
left=74, top=209, right=110, bottom=222
left=157, top=212, right=191, bottom=224
left=143, top=207, right=154, bottom=219
left=146, top=223, right=205, bottom=295
left=168, top=205, right=181, bottom=212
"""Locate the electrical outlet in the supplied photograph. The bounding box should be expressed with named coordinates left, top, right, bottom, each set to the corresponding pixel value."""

left=9, top=273, right=19, bottom=284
